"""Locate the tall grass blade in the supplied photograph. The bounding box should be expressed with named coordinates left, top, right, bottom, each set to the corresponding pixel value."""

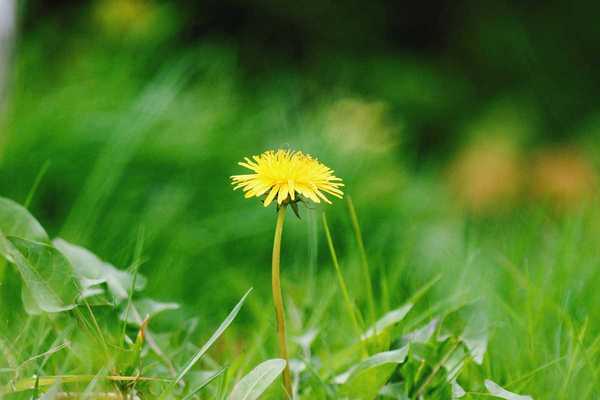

left=322, top=212, right=367, bottom=356
left=346, top=196, right=376, bottom=325
left=24, top=160, right=50, bottom=209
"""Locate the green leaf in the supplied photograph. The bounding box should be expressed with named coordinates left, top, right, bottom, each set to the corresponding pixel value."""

left=379, top=383, right=410, bottom=399
left=361, top=273, right=442, bottom=341
left=336, top=346, right=409, bottom=400
left=39, top=381, right=61, bottom=400
left=53, top=238, right=106, bottom=282
left=362, top=303, right=413, bottom=340
left=175, top=288, right=252, bottom=384
left=460, top=320, right=488, bottom=365
left=339, top=363, right=398, bottom=400
left=452, top=380, right=466, bottom=399
left=403, top=318, right=439, bottom=344
left=228, top=359, right=286, bottom=400
left=120, top=298, right=180, bottom=325
left=0, top=197, right=48, bottom=241
left=53, top=238, right=146, bottom=302
left=0, top=234, right=78, bottom=313
left=334, top=346, right=409, bottom=385
left=325, top=328, right=391, bottom=372
left=182, top=368, right=226, bottom=400
left=485, top=379, right=533, bottom=400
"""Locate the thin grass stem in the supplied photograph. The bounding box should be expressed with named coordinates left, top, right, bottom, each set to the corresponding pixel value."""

left=346, top=196, right=376, bottom=325
left=321, top=212, right=368, bottom=357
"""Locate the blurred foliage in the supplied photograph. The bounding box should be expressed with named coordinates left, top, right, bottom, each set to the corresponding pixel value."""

left=1, top=0, right=600, bottom=398
left=0, top=0, right=598, bottom=327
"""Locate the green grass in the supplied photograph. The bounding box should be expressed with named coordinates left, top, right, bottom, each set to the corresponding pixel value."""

left=1, top=189, right=600, bottom=398
left=1, top=28, right=600, bottom=399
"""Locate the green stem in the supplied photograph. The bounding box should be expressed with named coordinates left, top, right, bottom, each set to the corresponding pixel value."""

left=272, top=206, right=292, bottom=396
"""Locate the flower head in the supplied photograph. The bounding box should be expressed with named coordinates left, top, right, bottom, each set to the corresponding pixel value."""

left=231, top=150, right=344, bottom=207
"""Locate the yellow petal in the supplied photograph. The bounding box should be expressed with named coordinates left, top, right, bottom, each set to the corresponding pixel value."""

left=288, top=180, right=296, bottom=200
left=277, top=184, right=289, bottom=204
left=263, top=185, right=279, bottom=207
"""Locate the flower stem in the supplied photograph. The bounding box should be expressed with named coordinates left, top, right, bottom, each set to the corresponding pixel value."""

left=272, top=206, right=292, bottom=396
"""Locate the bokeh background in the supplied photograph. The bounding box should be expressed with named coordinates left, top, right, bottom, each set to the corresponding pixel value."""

left=1, top=0, right=599, bottom=343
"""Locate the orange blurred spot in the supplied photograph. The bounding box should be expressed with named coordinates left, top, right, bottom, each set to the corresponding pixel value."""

left=448, top=138, right=522, bottom=214
left=530, top=147, right=597, bottom=208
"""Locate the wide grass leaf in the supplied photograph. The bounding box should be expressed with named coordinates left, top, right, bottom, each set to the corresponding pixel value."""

left=0, top=234, right=78, bottom=313
left=228, top=359, right=286, bottom=400
left=485, top=379, right=533, bottom=400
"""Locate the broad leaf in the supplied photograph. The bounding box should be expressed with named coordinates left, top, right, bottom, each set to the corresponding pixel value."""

left=461, top=329, right=488, bottom=365
left=379, top=383, right=409, bottom=399
left=228, top=359, right=286, bottom=400
left=362, top=303, right=413, bottom=340
left=403, top=318, right=439, bottom=344
left=120, top=298, right=180, bottom=325
left=452, top=380, right=466, bottom=399
left=0, top=197, right=48, bottom=242
left=53, top=238, right=146, bottom=302
left=334, top=346, right=409, bottom=385
left=325, top=328, right=391, bottom=372
left=0, top=234, right=78, bottom=313
left=53, top=238, right=106, bottom=282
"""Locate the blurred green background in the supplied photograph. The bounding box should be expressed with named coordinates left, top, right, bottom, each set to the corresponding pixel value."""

left=1, top=0, right=600, bottom=368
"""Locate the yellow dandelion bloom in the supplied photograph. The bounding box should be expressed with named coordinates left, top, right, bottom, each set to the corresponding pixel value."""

left=231, top=149, right=344, bottom=207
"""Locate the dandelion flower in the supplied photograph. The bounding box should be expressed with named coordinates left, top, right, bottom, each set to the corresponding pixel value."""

left=229, top=149, right=345, bottom=396
left=231, top=149, right=344, bottom=207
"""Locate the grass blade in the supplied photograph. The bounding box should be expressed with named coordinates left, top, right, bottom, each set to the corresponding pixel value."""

left=182, top=368, right=226, bottom=400
left=322, top=212, right=367, bottom=356
left=346, top=196, right=376, bottom=325
left=24, top=160, right=50, bottom=209
left=175, top=288, right=253, bottom=384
